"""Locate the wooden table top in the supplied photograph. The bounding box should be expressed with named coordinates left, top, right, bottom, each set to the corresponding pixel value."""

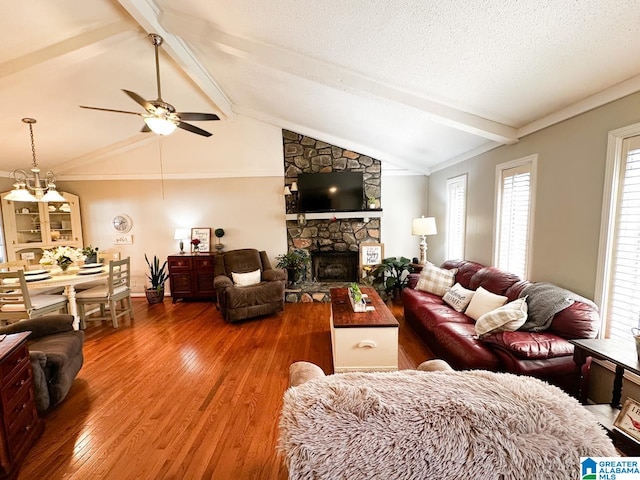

left=569, top=338, right=640, bottom=376
left=330, top=287, right=399, bottom=328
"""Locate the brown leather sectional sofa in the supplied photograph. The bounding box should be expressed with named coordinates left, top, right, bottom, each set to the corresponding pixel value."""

left=402, top=260, right=600, bottom=393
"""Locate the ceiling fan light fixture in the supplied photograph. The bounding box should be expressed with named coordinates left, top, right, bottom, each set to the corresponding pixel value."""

left=144, top=116, right=178, bottom=135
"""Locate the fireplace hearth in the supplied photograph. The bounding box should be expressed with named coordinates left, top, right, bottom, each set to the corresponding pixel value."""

left=311, top=252, right=358, bottom=282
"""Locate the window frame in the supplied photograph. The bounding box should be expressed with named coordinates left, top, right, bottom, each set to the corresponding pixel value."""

left=445, top=174, right=467, bottom=260
left=595, top=122, right=640, bottom=339
left=493, top=154, right=537, bottom=280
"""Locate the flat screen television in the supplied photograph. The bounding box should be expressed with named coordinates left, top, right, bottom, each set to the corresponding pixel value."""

left=297, top=172, right=364, bottom=213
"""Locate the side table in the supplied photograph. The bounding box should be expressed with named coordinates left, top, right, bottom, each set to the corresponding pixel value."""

left=570, top=338, right=640, bottom=455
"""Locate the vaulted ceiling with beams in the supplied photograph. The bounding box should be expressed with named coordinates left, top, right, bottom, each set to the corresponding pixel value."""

left=2, top=0, right=640, bottom=179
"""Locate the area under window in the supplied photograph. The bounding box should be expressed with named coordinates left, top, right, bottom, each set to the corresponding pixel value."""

left=445, top=174, right=467, bottom=260
left=597, top=128, right=640, bottom=341
left=494, top=155, right=537, bottom=279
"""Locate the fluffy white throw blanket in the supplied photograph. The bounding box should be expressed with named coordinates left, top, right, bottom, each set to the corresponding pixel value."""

left=279, top=369, right=616, bottom=479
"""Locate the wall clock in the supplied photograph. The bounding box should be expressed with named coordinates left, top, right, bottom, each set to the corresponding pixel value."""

left=112, top=214, right=132, bottom=234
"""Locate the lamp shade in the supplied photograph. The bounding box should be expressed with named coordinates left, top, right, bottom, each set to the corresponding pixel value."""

left=174, top=228, right=190, bottom=240
left=283, top=186, right=292, bottom=195
left=41, top=186, right=67, bottom=202
left=290, top=181, right=298, bottom=192
left=4, top=184, right=38, bottom=202
left=412, top=216, right=437, bottom=236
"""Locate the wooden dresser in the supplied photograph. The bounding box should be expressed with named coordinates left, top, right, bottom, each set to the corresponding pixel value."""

left=167, top=253, right=217, bottom=303
left=0, top=332, right=43, bottom=479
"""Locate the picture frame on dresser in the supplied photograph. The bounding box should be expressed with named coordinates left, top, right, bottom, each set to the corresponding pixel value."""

left=191, top=228, right=211, bottom=252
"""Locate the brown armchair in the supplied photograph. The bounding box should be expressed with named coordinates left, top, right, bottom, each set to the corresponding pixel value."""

left=214, top=249, right=287, bottom=322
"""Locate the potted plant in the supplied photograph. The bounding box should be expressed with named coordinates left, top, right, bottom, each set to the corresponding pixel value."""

left=276, top=248, right=310, bottom=286
left=214, top=228, right=225, bottom=252
left=367, top=196, right=377, bottom=209
left=348, top=282, right=367, bottom=312
left=144, top=254, right=168, bottom=304
left=82, top=245, right=99, bottom=264
left=372, top=256, right=412, bottom=300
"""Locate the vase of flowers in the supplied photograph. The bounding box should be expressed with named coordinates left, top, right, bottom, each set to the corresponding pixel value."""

left=191, top=238, right=201, bottom=253
left=40, top=246, right=85, bottom=272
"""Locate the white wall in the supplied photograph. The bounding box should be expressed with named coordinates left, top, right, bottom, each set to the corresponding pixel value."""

left=427, top=91, right=640, bottom=298
left=381, top=174, right=428, bottom=261
left=58, top=177, right=287, bottom=293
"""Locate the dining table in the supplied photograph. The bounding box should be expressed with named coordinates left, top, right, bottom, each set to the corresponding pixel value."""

left=26, top=266, right=108, bottom=330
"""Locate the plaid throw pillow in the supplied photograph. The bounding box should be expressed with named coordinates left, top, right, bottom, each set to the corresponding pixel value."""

left=415, top=263, right=457, bottom=297
left=475, top=296, right=528, bottom=338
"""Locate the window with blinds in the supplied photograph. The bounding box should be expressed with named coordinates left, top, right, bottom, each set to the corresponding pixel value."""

left=446, top=175, right=467, bottom=260
left=603, top=135, right=640, bottom=341
left=494, top=156, right=536, bottom=279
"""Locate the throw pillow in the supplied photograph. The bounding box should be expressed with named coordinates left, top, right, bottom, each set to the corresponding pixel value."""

left=231, top=269, right=261, bottom=287
left=475, top=296, right=528, bottom=338
left=465, top=286, right=508, bottom=321
left=415, top=263, right=457, bottom=297
left=442, top=283, right=475, bottom=312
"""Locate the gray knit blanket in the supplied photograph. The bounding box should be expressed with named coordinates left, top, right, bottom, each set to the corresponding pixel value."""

left=519, top=282, right=595, bottom=332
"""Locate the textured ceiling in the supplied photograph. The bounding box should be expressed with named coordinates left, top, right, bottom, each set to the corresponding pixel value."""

left=1, top=0, right=640, bottom=178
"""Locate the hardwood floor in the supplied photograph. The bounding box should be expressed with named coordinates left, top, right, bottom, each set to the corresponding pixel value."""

left=18, top=298, right=433, bottom=480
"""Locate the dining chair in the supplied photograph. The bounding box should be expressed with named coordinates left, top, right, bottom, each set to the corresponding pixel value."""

left=75, top=251, right=121, bottom=292
left=0, top=260, right=65, bottom=295
left=76, top=257, right=134, bottom=328
left=0, top=270, right=69, bottom=325
left=0, top=260, right=29, bottom=271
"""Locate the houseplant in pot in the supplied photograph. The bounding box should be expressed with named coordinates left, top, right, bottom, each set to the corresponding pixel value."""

left=276, top=248, right=310, bottom=286
left=214, top=228, right=225, bottom=252
left=144, top=254, right=168, bottom=304
left=372, top=256, right=412, bottom=300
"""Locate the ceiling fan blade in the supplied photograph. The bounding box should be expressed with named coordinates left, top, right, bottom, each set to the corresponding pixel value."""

left=122, top=89, right=154, bottom=113
left=177, top=121, right=212, bottom=137
left=178, top=112, right=220, bottom=121
left=141, top=124, right=151, bottom=133
left=80, top=105, right=142, bottom=116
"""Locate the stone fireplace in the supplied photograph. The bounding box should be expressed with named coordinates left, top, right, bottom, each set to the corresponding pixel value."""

left=311, top=251, right=358, bottom=282
left=282, top=129, right=383, bottom=301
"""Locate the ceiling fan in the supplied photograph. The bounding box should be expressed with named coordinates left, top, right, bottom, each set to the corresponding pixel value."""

left=80, top=33, right=219, bottom=137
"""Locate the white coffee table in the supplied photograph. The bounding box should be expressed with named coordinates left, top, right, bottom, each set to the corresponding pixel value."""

left=329, top=287, right=399, bottom=373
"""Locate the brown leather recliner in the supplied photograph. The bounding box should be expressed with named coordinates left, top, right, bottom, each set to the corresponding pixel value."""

left=213, top=249, right=287, bottom=322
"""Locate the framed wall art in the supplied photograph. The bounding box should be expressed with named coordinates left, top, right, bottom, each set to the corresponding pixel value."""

left=359, top=242, right=384, bottom=277
left=614, top=397, right=640, bottom=443
left=191, top=227, right=211, bottom=252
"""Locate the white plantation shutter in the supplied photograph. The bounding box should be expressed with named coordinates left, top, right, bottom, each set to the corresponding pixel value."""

left=495, top=157, right=536, bottom=279
left=446, top=175, right=467, bottom=260
left=605, top=136, right=640, bottom=341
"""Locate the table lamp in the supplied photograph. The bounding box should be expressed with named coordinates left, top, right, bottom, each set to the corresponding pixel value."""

left=412, top=216, right=437, bottom=264
left=174, top=228, right=190, bottom=254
